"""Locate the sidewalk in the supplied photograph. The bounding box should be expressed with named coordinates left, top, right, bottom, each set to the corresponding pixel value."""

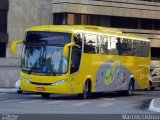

left=0, top=88, right=17, bottom=93
left=148, top=98, right=160, bottom=113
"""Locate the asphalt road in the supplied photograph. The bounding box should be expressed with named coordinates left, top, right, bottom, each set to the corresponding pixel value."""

left=0, top=88, right=159, bottom=114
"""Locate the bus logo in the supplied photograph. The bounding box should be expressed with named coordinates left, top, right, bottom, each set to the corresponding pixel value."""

left=104, top=61, right=121, bottom=85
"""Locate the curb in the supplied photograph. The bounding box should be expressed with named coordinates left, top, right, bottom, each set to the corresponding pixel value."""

left=148, top=98, right=160, bottom=113
left=0, top=88, right=17, bottom=93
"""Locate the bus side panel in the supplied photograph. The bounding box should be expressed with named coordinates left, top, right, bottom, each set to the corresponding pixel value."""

left=95, top=60, right=132, bottom=92
left=94, top=56, right=150, bottom=92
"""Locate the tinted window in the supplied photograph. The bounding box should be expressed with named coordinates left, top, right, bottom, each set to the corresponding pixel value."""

left=133, top=40, right=142, bottom=57
left=84, top=33, right=97, bottom=54
left=74, top=33, right=83, bottom=49
left=132, top=40, right=149, bottom=57
left=0, top=42, right=6, bottom=57
left=82, top=32, right=149, bottom=57
left=118, top=38, right=133, bottom=56
left=99, top=35, right=108, bottom=54
left=141, top=41, right=150, bottom=57
left=25, top=32, right=71, bottom=45
left=0, top=10, right=7, bottom=33
left=108, top=37, right=118, bottom=55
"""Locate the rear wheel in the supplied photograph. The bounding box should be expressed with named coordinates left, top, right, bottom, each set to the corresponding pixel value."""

left=41, top=93, right=50, bottom=98
left=128, top=81, right=134, bottom=96
left=120, top=80, right=134, bottom=96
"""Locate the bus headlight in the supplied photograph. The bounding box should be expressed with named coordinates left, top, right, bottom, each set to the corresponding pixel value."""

left=21, top=77, right=30, bottom=84
left=51, top=80, right=67, bottom=86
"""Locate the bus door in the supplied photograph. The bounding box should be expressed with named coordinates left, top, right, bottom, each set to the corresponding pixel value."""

left=69, top=33, right=82, bottom=93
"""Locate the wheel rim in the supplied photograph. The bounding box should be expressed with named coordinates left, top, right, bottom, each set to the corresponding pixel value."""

left=128, top=83, right=133, bottom=95
left=83, top=82, right=89, bottom=99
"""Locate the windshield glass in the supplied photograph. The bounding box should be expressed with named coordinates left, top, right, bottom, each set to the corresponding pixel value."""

left=22, top=46, right=68, bottom=75
left=25, top=32, right=71, bottom=45
left=21, top=32, right=71, bottom=76
left=22, top=46, right=43, bottom=71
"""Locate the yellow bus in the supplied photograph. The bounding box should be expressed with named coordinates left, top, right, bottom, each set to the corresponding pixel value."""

left=11, top=25, right=150, bottom=99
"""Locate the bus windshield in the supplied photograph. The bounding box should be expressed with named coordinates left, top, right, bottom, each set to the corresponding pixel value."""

left=22, top=45, right=68, bottom=76
left=21, top=32, right=71, bottom=76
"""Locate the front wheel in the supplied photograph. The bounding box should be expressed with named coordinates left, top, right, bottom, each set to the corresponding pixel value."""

left=17, top=90, right=23, bottom=94
left=41, top=93, right=50, bottom=98
left=78, top=81, right=91, bottom=99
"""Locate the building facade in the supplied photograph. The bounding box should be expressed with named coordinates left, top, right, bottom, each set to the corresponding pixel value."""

left=52, top=0, right=160, bottom=59
left=0, top=0, right=160, bottom=87
left=0, top=0, right=8, bottom=58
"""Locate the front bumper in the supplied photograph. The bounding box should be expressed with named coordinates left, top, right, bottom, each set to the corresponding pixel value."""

left=20, top=80, right=72, bottom=94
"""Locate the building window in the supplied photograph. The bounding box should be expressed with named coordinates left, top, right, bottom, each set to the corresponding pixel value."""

left=0, top=43, right=6, bottom=57
left=140, top=0, right=160, bottom=2
left=151, top=47, right=160, bottom=60
left=110, top=17, right=140, bottom=29
left=0, top=0, right=8, bottom=58
left=0, top=10, right=7, bottom=33
left=81, top=15, right=88, bottom=25
left=99, top=16, right=111, bottom=27
left=53, top=13, right=67, bottom=25
left=53, top=13, right=160, bottom=30
left=68, top=14, right=74, bottom=25
left=88, top=15, right=100, bottom=26
left=74, top=14, right=81, bottom=25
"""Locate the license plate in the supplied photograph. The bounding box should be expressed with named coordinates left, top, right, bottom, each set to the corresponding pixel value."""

left=37, top=87, right=45, bottom=91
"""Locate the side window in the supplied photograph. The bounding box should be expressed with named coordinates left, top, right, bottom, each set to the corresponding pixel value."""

left=120, top=38, right=133, bottom=56
left=74, top=33, right=83, bottom=49
left=84, top=34, right=109, bottom=54
left=108, top=37, right=118, bottom=55
left=141, top=41, right=149, bottom=57
left=137, top=41, right=142, bottom=57
left=133, top=40, right=142, bottom=57
left=133, top=40, right=150, bottom=57
left=96, top=35, right=101, bottom=54
left=70, top=33, right=83, bottom=74
left=84, top=33, right=97, bottom=54
left=70, top=46, right=81, bottom=74
left=100, top=35, right=108, bottom=54
left=116, top=38, right=123, bottom=55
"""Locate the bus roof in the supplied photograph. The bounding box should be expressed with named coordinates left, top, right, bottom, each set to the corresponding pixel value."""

left=27, top=25, right=150, bottom=42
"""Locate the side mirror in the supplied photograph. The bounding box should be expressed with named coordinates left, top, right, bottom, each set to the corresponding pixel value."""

left=11, top=40, right=23, bottom=55
left=63, top=42, right=75, bottom=58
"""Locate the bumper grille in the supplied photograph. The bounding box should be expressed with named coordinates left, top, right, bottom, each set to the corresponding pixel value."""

left=31, top=82, right=52, bottom=86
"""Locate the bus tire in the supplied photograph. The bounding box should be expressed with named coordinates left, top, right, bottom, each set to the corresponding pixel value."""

left=17, top=90, right=23, bottom=94
left=41, top=93, right=50, bottom=98
left=120, top=79, right=134, bottom=96
left=127, top=79, right=134, bottom=96
left=79, top=80, right=91, bottom=99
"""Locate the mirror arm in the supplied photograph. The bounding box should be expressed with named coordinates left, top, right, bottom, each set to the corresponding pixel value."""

left=64, top=42, right=75, bottom=48
left=11, top=40, right=24, bottom=55
left=63, top=42, right=75, bottom=58
left=14, top=40, right=24, bottom=44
